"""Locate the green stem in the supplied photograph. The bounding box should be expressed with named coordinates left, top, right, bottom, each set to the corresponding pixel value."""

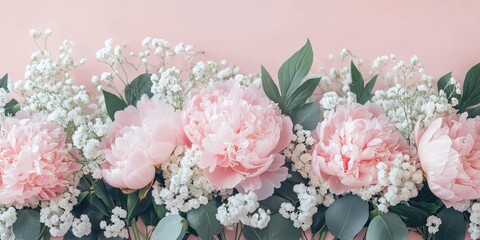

left=130, top=218, right=141, bottom=240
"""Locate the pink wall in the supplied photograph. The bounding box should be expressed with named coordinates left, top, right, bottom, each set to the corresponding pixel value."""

left=0, top=1, right=479, bottom=85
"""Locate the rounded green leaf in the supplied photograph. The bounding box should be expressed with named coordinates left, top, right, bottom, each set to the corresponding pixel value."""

left=187, top=201, right=223, bottom=240
left=12, top=209, right=41, bottom=240
left=152, top=214, right=187, bottom=240
left=290, top=102, right=321, bottom=130
left=435, top=208, right=466, bottom=240
left=366, top=212, right=408, bottom=240
left=325, top=195, right=369, bottom=239
left=243, top=213, right=302, bottom=240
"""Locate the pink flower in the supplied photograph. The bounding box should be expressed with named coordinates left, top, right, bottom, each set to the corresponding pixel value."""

left=416, top=113, right=480, bottom=209
left=0, top=112, right=79, bottom=205
left=183, top=80, right=292, bottom=200
left=312, top=103, right=410, bottom=194
left=101, top=96, right=188, bottom=190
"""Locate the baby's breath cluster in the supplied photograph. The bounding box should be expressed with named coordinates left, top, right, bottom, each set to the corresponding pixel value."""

left=71, top=214, right=92, bottom=238
left=216, top=192, right=270, bottom=229
left=39, top=188, right=81, bottom=237
left=426, top=215, right=442, bottom=234
left=0, top=207, right=16, bottom=240
left=279, top=184, right=332, bottom=230
left=15, top=29, right=110, bottom=178
left=281, top=125, right=334, bottom=229
left=352, top=154, right=423, bottom=212
left=152, top=145, right=231, bottom=214
left=99, top=207, right=129, bottom=239
left=469, top=202, right=480, bottom=239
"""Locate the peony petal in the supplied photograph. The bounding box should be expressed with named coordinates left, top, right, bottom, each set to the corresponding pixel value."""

left=203, top=167, right=244, bottom=189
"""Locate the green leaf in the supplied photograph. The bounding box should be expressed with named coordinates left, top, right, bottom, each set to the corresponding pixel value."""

left=467, top=106, right=480, bottom=117
left=274, top=180, right=298, bottom=203
left=0, top=74, right=8, bottom=90
left=243, top=213, right=302, bottom=240
left=261, top=65, right=282, bottom=106
left=311, top=205, right=328, bottom=235
left=152, top=214, right=187, bottom=240
left=290, top=101, right=321, bottom=130
left=87, top=194, right=110, bottom=217
left=259, top=195, right=289, bottom=215
left=388, top=204, right=429, bottom=227
left=350, top=61, right=377, bottom=104
left=92, top=180, right=114, bottom=210
left=77, top=192, right=89, bottom=205
left=325, top=195, right=369, bottom=239
left=187, top=201, right=223, bottom=240
left=103, top=90, right=127, bottom=121
left=4, top=99, right=20, bottom=116
left=126, top=191, right=151, bottom=222
left=409, top=201, right=440, bottom=215
left=437, top=72, right=460, bottom=105
left=278, top=40, right=313, bottom=98
left=12, top=210, right=41, bottom=240
left=459, top=63, right=480, bottom=112
left=435, top=208, right=466, bottom=240
left=284, top=77, right=320, bottom=113
left=350, top=61, right=365, bottom=97
left=124, top=73, right=153, bottom=106
left=154, top=204, right=167, bottom=220
left=366, top=212, right=408, bottom=240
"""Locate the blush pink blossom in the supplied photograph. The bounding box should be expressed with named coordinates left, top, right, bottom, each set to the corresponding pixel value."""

left=0, top=111, right=79, bottom=205
left=416, top=113, right=480, bottom=209
left=101, top=96, right=188, bottom=190
left=312, top=103, right=411, bottom=194
left=183, top=80, right=292, bottom=200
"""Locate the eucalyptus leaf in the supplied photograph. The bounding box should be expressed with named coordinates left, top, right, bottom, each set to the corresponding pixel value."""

left=459, top=63, right=480, bottom=112
left=151, top=214, right=187, bottom=240
left=103, top=90, right=127, bottom=121
left=124, top=73, right=153, bottom=106
left=12, top=209, right=41, bottom=240
left=243, top=213, right=302, bottom=240
left=435, top=208, right=466, bottom=240
left=325, top=195, right=369, bottom=239
left=278, top=40, right=313, bottom=98
left=187, top=200, right=223, bottom=240
left=261, top=65, right=282, bottom=106
left=290, top=102, right=321, bottom=130
left=366, top=212, right=408, bottom=240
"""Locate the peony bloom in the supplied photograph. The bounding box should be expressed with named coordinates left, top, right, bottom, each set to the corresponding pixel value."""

left=312, top=103, right=410, bottom=194
left=183, top=80, right=292, bottom=200
left=0, top=112, right=79, bottom=205
left=416, top=113, right=480, bottom=209
left=101, top=95, right=188, bottom=190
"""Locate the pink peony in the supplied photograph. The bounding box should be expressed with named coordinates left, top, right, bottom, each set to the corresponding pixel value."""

left=101, top=95, right=188, bottom=190
left=416, top=113, right=480, bottom=209
left=312, top=103, right=411, bottom=194
left=0, top=111, right=79, bottom=204
left=183, top=80, right=292, bottom=200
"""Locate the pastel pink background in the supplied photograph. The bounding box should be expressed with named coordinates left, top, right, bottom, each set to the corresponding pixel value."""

left=0, top=1, right=479, bottom=86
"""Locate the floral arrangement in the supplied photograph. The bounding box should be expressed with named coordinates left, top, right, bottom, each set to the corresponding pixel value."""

left=1, top=29, right=480, bottom=240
